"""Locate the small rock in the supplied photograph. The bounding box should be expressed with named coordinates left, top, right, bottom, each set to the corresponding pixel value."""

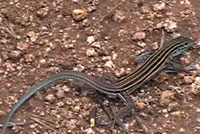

left=82, top=19, right=90, bottom=27
left=74, top=105, right=80, bottom=112
left=0, top=110, right=6, bottom=116
left=29, top=123, right=38, bottom=129
left=133, top=32, right=146, bottom=40
left=105, top=60, right=115, bottom=69
left=196, top=108, right=200, bottom=113
left=171, top=110, right=182, bottom=116
left=62, top=85, right=70, bottom=92
left=87, top=36, right=95, bottom=44
left=156, top=20, right=177, bottom=32
left=168, top=102, right=178, bottom=112
left=27, top=31, right=38, bottom=42
left=39, top=59, right=46, bottom=64
left=9, top=50, right=21, bottom=59
left=86, top=48, right=97, bottom=57
left=72, top=0, right=79, bottom=2
left=118, top=29, right=128, bottom=37
left=162, top=109, right=168, bottom=113
left=17, top=42, right=29, bottom=50
left=191, top=83, right=200, bottom=95
left=84, top=128, right=95, bottom=134
left=45, top=94, right=56, bottom=103
left=72, top=8, right=88, bottom=21
left=153, top=2, right=165, bottom=11
left=179, top=128, right=185, bottom=132
left=160, top=90, right=175, bottom=106
left=137, top=41, right=146, bottom=47
left=114, top=68, right=126, bottom=77
left=137, top=101, right=147, bottom=110
left=4, top=62, right=16, bottom=72
left=91, top=41, right=101, bottom=48
left=154, top=72, right=170, bottom=83
left=152, top=42, right=159, bottom=50
left=56, top=90, right=65, bottom=99
left=183, top=75, right=194, bottom=84
left=65, top=44, right=74, bottom=49
left=196, top=118, right=200, bottom=123
left=25, top=54, right=35, bottom=62
left=141, top=5, right=150, bottom=14
left=57, top=101, right=65, bottom=107
left=164, top=20, right=177, bottom=32
left=73, top=64, right=85, bottom=72
left=112, top=10, right=126, bottom=23
left=87, top=5, right=97, bottom=13
left=37, top=7, right=49, bottom=19
left=195, top=76, right=200, bottom=84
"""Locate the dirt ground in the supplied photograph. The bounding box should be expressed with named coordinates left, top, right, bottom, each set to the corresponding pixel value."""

left=0, top=0, right=200, bottom=134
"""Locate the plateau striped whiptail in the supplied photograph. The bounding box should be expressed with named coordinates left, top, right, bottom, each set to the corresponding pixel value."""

left=2, top=36, right=195, bottom=134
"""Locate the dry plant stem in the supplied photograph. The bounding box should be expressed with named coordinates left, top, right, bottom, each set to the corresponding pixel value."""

left=0, top=120, right=33, bottom=128
left=29, top=114, right=55, bottom=130
left=160, top=29, right=166, bottom=48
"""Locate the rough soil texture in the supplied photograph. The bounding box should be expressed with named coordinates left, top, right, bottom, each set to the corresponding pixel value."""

left=0, top=0, right=200, bottom=134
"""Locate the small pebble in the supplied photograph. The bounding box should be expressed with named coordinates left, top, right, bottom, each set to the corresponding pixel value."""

left=39, top=59, right=46, bottom=64
left=86, top=48, right=97, bottom=57
left=56, top=90, right=65, bottom=99
left=191, top=83, right=200, bottom=95
left=118, top=29, right=128, bottom=37
left=45, top=94, right=56, bottom=103
left=154, top=72, right=169, bottom=83
left=183, top=75, right=194, bottom=84
left=105, top=60, right=115, bottom=69
left=179, top=128, right=185, bottom=132
left=112, top=10, right=126, bottom=23
left=114, top=68, right=125, bottom=77
left=73, top=64, right=85, bottom=72
left=133, top=32, right=146, bottom=40
left=153, top=2, right=166, bottom=11
left=9, top=50, right=21, bottom=59
left=0, top=110, right=6, bottom=116
left=57, top=101, right=65, bottom=107
left=72, top=9, right=88, bottom=21
left=25, top=54, right=35, bottom=62
left=137, top=41, right=146, bottom=47
left=171, top=110, right=182, bottom=116
left=160, top=90, right=175, bottom=106
left=137, top=101, right=147, bottom=110
left=17, top=42, right=29, bottom=50
left=62, top=85, right=70, bottom=92
left=87, top=36, right=95, bottom=44
left=84, top=128, right=95, bottom=134
left=91, top=42, right=101, bottom=48
left=196, top=118, right=200, bottom=123
left=156, top=19, right=177, bottom=32
left=27, top=31, right=38, bottom=42
left=37, top=7, right=49, bottom=19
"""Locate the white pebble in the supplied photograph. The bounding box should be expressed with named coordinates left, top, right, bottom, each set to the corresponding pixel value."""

left=105, top=60, right=115, bottom=69
left=87, top=36, right=95, bottom=44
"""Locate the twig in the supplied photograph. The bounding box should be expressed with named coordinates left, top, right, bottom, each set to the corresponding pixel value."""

left=0, top=120, right=34, bottom=128
left=29, top=114, right=55, bottom=130
left=159, top=28, right=166, bottom=48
